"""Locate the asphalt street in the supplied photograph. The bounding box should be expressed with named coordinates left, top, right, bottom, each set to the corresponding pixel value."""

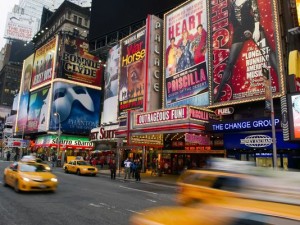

left=0, top=161, right=177, bottom=225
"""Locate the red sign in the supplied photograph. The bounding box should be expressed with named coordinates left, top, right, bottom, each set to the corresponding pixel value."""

left=136, top=106, right=188, bottom=125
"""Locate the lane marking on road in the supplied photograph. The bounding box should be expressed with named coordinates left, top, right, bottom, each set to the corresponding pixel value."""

left=119, top=185, right=158, bottom=195
left=126, top=209, right=144, bottom=215
left=89, top=203, right=103, bottom=208
left=146, top=199, right=157, bottom=203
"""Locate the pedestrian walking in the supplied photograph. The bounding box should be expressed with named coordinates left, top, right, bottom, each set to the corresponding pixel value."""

left=6, top=151, right=11, bottom=161
left=135, top=159, right=142, bottom=182
left=51, top=154, right=57, bottom=168
left=130, top=159, right=137, bottom=179
left=109, top=159, right=117, bottom=180
left=124, top=158, right=132, bottom=180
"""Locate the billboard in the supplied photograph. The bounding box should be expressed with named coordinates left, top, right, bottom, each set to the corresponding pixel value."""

left=101, top=44, right=120, bottom=124
left=164, top=0, right=209, bottom=108
left=16, top=54, right=34, bottom=133
left=211, top=0, right=283, bottom=104
left=27, top=86, right=51, bottom=133
left=118, top=28, right=146, bottom=117
left=49, top=82, right=101, bottom=134
left=288, top=93, right=300, bottom=141
left=4, top=12, right=39, bottom=42
left=31, top=37, right=57, bottom=89
left=56, top=34, right=102, bottom=87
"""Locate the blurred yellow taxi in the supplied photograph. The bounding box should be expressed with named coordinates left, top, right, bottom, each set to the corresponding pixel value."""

left=3, top=162, right=58, bottom=192
left=63, top=160, right=98, bottom=176
left=130, top=201, right=300, bottom=225
left=176, top=169, right=250, bottom=205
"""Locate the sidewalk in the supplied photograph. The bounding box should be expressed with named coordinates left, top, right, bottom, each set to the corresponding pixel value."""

left=97, top=168, right=180, bottom=187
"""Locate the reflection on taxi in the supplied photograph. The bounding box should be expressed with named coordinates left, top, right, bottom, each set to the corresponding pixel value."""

left=20, top=155, right=51, bottom=171
left=3, top=162, right=58, bottom=192
left=63, top=160, right=98, bottom=176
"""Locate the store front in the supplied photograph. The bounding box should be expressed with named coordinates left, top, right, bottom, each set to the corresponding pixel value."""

left=34, top=134, right=93, bottom=163
left=116, top=106, right=225, bottom=174
left=208, top=117, right=300, bottom=169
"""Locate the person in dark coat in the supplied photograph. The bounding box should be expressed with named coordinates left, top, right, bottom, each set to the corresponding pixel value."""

left=109, top=159, right=117, bottom=180
left=6, top=152, right=11, bottom=161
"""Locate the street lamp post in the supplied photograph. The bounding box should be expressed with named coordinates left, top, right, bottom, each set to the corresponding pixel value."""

left=53, top=112, right=61, bottom=157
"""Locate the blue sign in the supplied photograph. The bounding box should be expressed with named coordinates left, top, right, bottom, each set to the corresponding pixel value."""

left=224, top=132, right=300, bottom=150
left=209, top=118, right=281, bottom=132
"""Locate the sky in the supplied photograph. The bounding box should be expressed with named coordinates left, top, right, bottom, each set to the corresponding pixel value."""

left=0, top=0, right=20, bottom=50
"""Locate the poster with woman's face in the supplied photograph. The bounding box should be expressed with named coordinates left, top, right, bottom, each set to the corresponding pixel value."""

left=211, top=0, right=283, bottom=104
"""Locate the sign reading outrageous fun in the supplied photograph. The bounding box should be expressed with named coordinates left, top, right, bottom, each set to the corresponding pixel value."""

left=136, top=106, right=188, bottom=125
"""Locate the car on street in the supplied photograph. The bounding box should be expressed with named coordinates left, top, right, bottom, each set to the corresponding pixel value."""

left=3, top=162, right=58, bottom=192
left=130, top=201, right=300, bottom=225
left=63, top=160, right=98, bottom=176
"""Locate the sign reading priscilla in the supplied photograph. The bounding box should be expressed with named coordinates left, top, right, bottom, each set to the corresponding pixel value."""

left=208, top=118, right=281, bottom=132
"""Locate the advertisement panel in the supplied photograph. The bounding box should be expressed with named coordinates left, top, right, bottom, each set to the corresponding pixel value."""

left=16, top=54, right=34, bottom=132
left=31, top=37, right=57, bottom=89
left=57, top=34, right=102, bottom=87
left=119, top=28, right=146, bottom=117
left=101, top=44, right=120, bottom=124
left=288, top=93, right=300, bottom=140
left=164, top=0, right=209, bottom=107
left=4, top=12, right=39, bottom=42
left=27, top=86, right=51, bottom=132
left=49, top=82, right=101, bottom=134
left=211, top=0, right=283, bottom=104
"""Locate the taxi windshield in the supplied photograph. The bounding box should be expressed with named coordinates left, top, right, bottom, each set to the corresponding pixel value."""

left=77, top=161, right=88, bottom=165
left=20, top=164, right=47, bottom=172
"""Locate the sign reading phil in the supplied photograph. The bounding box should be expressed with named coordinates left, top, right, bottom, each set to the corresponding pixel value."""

left=136, top=106, right=188, bottom=125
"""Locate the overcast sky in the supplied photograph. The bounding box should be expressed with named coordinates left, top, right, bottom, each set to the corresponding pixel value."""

left=0, top=0, right=19, bottom=50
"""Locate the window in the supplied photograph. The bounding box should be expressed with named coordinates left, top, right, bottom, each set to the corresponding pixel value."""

left=84, top=18, right=88, bottom=26
left=78, top=17, right=82, bottom=25
left=73, top=15, right=77, bottom=23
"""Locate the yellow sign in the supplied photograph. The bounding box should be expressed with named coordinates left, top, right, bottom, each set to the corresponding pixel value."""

left=130, top=134, right=163, bottom=146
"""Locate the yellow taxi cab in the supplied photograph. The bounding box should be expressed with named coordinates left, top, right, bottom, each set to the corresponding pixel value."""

left=130, top=201, right=300, bottom=225
left=3, top=162, right=58, bottom=192
left=20, top=155, right=51, bottom=171
left=63, top=160, right=98, bottom=176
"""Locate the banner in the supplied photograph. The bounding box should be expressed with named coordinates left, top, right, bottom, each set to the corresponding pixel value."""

left=4, top=12, right=39, bottom=41
left=57, top=34, right=102, bottom=87
left=101, top=44, right=120, bottom=124
left=16, top=54, right=34, bottom=132
left=211, top=0, right=281, bottom=104
left=119, top=28, right=146, bottom=117
left=31, top=37, right=57, bottom=89
left=164, top=0, right=209, bottom=107
left=27, top=86, right=51, bottom=132
left=49, top=82, right=101, bottom=134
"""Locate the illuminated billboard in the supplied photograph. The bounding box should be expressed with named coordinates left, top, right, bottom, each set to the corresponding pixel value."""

left=4, top=12, right=39, bottom=42
left=211, top=0, right=284, bottom=104
left=49, top=82, right=101, bottom=134
left=27, top=86, right=51, bottom=132
left=31, top=37, right=57, bottom=89
left=118, top=28, right=146, bottom=117
left=16, top=54, right=34, bottom=133
left=56, top=34, right=103, bottom=87
left=101, top=44, right=120, bottom=124
left=288, top=93, right=300, bottom=141
left=163, top=0, right=209, bottom=108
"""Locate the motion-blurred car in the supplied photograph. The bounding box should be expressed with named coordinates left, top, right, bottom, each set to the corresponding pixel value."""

left=20, top=155, right=51, bottom=171
left=63, top=160, right=98, bottom=176
left=130, top=202, right=300, bottom=225
left=3, top=162, right=58, bottom=192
